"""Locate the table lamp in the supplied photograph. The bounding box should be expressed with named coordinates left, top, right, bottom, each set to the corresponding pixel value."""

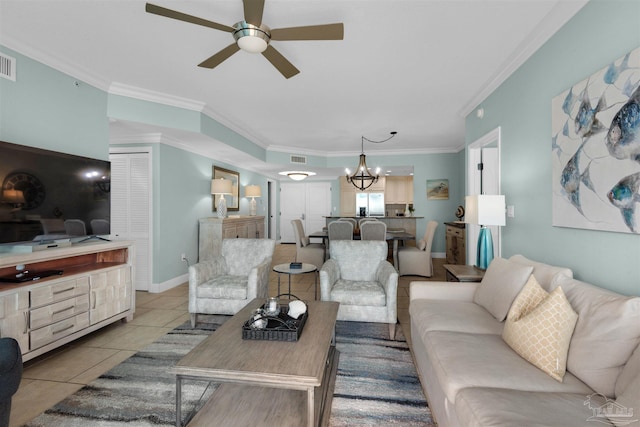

left=211, top=178, right=233, bottom=218
left=465, top=195, right=506, bottom=269
left=245, top=185, right=261, bottom=216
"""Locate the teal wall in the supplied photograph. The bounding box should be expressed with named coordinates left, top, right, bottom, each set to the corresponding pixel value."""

left=465, top=0, right=640, bottom=295
left=0, top=47, right=109, bottom=159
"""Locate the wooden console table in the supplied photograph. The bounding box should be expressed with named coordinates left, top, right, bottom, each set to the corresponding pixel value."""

left=198, top=216, right=265, bottom=261
left=0, top=240, right=135, bottom=361
left=444, top=264, right=485, bottom=282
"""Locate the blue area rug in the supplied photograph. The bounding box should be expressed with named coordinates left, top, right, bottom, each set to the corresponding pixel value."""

left=25, top=317, right=434, bottom=426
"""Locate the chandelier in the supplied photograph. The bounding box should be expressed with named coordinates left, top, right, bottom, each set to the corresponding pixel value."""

left=346, top=132, right=397, bottom=191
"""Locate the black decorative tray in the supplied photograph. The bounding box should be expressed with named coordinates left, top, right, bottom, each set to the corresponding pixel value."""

left=242, top=295, right=308, bottom=342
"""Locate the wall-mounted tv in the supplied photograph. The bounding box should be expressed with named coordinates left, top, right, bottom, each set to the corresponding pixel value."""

left=0, top=140, right=110, bottom=244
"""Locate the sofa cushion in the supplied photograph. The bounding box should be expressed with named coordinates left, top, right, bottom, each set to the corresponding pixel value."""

left=423, top=331, right=592, bottom=404
left=556, top=275, right=640, bottom=398
left=330, top=279, right=386, bottom=306
left=613, top=371, right=640, bottom=426
left=455, top=388, right=607, bottom=427
left=502, top=279, right=578, bottom=381
left=410, top=299, right=503, bottom=335
left=616, top=344, right=640, bottom=398
left=473, top=257, right=534, bottom=321
left=197, top=276, right=248, bottom=299
left=509, top=254, right=574, bottom=291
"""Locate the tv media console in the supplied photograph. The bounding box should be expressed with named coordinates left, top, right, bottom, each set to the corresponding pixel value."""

left=0, top=240, right=135, bottom=362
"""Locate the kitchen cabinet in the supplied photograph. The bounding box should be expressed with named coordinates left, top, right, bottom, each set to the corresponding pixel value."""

left=385, top=176, right=414, bottom=204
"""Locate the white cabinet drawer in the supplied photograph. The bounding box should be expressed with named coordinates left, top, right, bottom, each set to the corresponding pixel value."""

left=30, top=312, right=90, bottom=350
left=30, top=294, right=90, bottom=330
left=31, top=277, right=90, bottom=308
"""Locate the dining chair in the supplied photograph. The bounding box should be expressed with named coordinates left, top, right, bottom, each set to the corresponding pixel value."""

left=358, top=217, right=379, bottom=227
left=398, top=220, right=438, bottom=277
left=90, top=219, right=110, bottom=235
left=64, top=219, right=87, bottom=236
left=360, top=220, right=387, bottom=240
left=338, top=218, right=357, bottom=229
left=328, top=220, right=353, bottom=241
left=291, top=219, right=326, bottom=269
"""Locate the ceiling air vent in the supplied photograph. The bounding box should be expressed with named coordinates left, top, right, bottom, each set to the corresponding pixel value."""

left=290, top=155, right=307, bottom=165
left=0, top=53, right=16, bottom=81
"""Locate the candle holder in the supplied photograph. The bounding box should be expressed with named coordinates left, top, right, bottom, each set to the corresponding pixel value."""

left=265, top=296, right=280, bottom=316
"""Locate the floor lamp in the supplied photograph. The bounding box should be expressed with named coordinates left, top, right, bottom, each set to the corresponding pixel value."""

left=465, top=195, right=506, bottom=269
left=211, top=178, right=233, bottom=219
left=245, top=185, right=261, bottom=216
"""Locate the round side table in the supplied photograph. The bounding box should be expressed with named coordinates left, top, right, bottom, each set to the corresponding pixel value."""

left=272, top=263, right=318, bottom=300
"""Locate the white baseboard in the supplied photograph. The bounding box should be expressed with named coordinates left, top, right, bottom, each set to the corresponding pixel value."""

left=149, top=273, right=188, bottom=293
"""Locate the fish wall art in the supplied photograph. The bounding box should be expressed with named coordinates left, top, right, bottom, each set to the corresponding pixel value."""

left=552, top=47, right=640, bottom=234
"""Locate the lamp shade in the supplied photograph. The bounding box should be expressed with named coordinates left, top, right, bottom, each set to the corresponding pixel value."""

left=2, top=189, right=25, bottom=204
left=211, top=178, right=233, bottom=195
left=245, top=185, right=261, bottom=198
left=465, top=195, right=506, bottom=226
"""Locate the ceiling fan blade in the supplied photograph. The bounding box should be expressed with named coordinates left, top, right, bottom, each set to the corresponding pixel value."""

left=198, top=43, right=241, bottom=69
left=270, top=23, right=344, bottom=41
left=262, top=45, right=300, bottom=79
left=145, top=3, right=234, bottom=33
left=243, top=0, right=265, bottom=27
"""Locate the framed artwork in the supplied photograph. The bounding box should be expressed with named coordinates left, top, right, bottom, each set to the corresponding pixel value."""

left=551, top=47, right=639, bottom=234
left=212, top=166, right=239, bottom=211
left=427, top=179, right=449, bottom=200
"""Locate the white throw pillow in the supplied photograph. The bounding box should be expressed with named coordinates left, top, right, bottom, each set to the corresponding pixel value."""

left=556, top=275, right=640, bottom=398
left=473, top=257, right=533, bottom=321
left=417, top=239, right=426, bottom=250
left=503, top=276, right=578, bottom=381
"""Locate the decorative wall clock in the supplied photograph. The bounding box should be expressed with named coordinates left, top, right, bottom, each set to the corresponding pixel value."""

left=2, top=171, right=46, bottom=210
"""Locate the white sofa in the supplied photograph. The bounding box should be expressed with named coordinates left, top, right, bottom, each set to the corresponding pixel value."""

left=409, top=255, right=640, bottom=427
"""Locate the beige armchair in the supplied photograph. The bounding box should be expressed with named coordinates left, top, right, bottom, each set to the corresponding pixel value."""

left=291, top=219, right=325, bottom=269
left=320, top=240, right=398, bottom=339
left=188, top=238, right=275, bottom=326
left=398, top=220, right=438, bottom=277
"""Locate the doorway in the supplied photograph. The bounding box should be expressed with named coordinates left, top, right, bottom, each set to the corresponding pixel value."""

left=109, top=148, right=153, bottom=291
left=467, top=127, right=502, bottom=266
left=279, top=182, right=331, bottom=243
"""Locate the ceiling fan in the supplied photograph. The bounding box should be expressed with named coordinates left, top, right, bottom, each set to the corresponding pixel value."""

left=145, top=0, right=344, bottom=79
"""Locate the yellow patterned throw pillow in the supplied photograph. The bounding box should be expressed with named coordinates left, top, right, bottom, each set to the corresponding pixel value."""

left=502, top=276, right=578, bottom=381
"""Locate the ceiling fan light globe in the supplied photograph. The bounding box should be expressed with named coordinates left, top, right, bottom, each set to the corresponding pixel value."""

left=237, top=36, right=268, bottom=53
left=233, top=21, right=270, bottom=53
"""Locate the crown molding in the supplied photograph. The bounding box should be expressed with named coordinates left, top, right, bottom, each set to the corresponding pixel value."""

left=458, top=0, right=588, bottom=118
left=1, top=36, right=111, bottom=91
left=108, top=82, right=206, bottom=112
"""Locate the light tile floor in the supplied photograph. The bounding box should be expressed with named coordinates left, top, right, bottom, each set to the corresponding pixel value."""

left=9, top=243, right=445, bottom=427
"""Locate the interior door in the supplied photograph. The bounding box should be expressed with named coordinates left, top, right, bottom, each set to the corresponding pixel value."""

left=279, top=183, right=306, bottom=243
left=305, top=182, right=331, bottom=237
left=109, top=151, right=152, bottom=291
left=467, top=128, right=501, bottom=266
left=279, top=182, right=331, bottom=243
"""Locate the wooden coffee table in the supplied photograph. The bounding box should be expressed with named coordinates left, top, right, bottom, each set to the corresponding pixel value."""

left=171, top=299, right=340, bottom=427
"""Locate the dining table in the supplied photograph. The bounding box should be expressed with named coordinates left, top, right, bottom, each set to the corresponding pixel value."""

left=308, top=229, right=414, bottom=269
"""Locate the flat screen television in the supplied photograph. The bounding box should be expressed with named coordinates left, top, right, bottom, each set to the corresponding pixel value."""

left=0, top=140, right=110, bottom=244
